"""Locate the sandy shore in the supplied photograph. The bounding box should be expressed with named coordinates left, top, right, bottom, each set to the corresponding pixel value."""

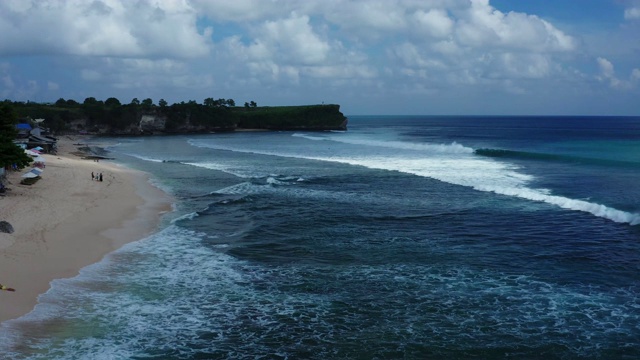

left=0, top=136, right=172, bottom=322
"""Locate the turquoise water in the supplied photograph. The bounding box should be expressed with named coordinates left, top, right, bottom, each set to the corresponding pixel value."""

left=2, top=116, right=639, bottom=359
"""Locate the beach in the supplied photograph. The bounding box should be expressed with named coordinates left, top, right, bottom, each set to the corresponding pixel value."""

left=0, top=136, right=172, bottom=323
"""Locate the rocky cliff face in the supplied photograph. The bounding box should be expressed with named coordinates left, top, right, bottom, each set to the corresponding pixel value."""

left=139, top=115, right=167, bottom=133
left=86, top=104, right=347, bottom=136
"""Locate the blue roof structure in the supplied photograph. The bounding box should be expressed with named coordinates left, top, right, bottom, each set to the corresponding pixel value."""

left=16, top=123, right=32, bottom=130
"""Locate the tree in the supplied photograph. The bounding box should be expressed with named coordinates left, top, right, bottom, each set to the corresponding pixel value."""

left=0, top=104, right=33, bottom=169
left=250, top=101, right=257, bottom=108
left=142, top=98, right=153, bottom=108
left=130, top=98, right=140, bottom=106
left=158, top=99, right=168, bottom=108
left=204, top=97, right=215, bottom=107
left=226, top=99, right=235, bottom=107
left=105, top=97, right=121, bottom=107
left=83, top=97, right=98, bottom=105
left=55, top=98, right=66, bottom=106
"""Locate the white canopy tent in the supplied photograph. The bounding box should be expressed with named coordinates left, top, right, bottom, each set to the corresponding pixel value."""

left=21, top=172, right=38, bottom=178
left=21, top=168, right=44, bottom=178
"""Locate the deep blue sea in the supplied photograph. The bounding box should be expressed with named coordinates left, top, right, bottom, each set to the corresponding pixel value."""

left=2, top=116, right=640, bottom=359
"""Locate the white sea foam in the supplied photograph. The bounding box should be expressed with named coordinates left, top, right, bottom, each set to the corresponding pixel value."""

left=292, top=133, right=326, bottom=141
left=336, top=137, right=473, bottom=154
left=301, top=141, right=640, bottom=225
left=295, top=133, right=474, bottom=154
left=266, top=177, right=286, bottom=185
left=171, top=211, right=199, bottom=223
left=188, top=134, right=640, bottom=225
left=184, top=161, right=264, bottom=179
left=215, top=182, right=262, bottom=195
left=2, top=223, right=637, bottom=358
left=120, top=152, right=164, bottom=163
left=317, top=154, right=639, bottom=225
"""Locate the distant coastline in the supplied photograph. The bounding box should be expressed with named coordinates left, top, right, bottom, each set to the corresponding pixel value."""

left=10, top=100, right=348, bottom=137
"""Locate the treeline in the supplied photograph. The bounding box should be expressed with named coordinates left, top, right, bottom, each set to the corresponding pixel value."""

left=6, top=97, right=250, bottom=133
left=4, top=97, right=347, bottom=134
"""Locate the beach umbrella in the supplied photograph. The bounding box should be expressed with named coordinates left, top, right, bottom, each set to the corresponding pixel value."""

left=25, top=149, right=39, bottom=156
left=33, top=146, right=44, bottom=151
left=33, top=156, right=46, bottom=163
left=30, top=168, right=43, bottom=175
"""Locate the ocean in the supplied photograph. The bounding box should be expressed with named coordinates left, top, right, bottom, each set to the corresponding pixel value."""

left=2, top=116, right=639, bottom=359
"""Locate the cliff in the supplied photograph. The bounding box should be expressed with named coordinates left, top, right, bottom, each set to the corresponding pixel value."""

left=125, top=104, right=346, bottom=135
left=10, top=102, right=348, bottom=136
left=234, top=105, right=348, bottom=131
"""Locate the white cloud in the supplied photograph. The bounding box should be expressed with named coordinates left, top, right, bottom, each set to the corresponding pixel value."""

left=431, top=40, right=461, bottom=55
left=597, top=57, right=615, bottom=79
left=412, top=9, right=454, bottom=38
left=0, top=0, right=211, bottom=58
left=191, top=0, right=296, bottom=22
left=624, top=7, right=640, bottom=20
left=219, top=13, right=332, bottom=68
left=0, top=63, right=41, bottom=100
left=260, top=14, right=331, bottom=65
left=1, top=0, right=635, bottom=114
left=596, top=57, right=639, bottom=90
left=455, top=0, right=574, bottom=52
left=391, top=42, right=446, bottom=70
left=219, top=12, right=375, bottom=86
left=499, top=53, right=551, bottom=79
left=81, top=69, right=102, bottom=81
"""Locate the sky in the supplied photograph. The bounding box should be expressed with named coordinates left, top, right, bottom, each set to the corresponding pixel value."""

left=0, top=0, right=639, bottom=116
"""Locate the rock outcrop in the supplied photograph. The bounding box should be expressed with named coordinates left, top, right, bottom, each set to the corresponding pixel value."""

left=139, top=115, right=167, bottom=133
left=0, top=220, right=14, bottom=234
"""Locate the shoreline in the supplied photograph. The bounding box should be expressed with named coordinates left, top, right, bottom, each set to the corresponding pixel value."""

left=0, top=136, right=172, bottom=323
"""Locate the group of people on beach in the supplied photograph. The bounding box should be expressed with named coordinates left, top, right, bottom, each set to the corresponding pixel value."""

left=91, top=172, right=103, bottom=182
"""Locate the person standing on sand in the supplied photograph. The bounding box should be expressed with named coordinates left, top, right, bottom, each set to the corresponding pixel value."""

left=99, top=173, right=103, bottom=182
left=0, top=284, right=15, bottom=292
left=91, top=171, right=94, bottom=180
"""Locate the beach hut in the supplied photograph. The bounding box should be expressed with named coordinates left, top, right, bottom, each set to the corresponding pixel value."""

left=27, top=134, right=57, bottom=153
left=16, top=123, right=32, bottom=138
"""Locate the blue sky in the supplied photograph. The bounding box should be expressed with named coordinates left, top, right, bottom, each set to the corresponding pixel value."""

left=0, top=0, right=639, bottom=115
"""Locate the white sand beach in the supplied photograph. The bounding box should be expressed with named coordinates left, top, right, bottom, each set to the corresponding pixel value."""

left=0, top=136, right=172, bottom=322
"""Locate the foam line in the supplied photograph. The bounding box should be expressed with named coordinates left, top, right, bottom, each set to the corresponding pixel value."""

left=188, top=136, right=640, bottom=225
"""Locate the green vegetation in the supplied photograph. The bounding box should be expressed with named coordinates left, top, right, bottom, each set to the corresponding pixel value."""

left=3, top=97, right=347, bottom=135
left=0, top=103, right=33, bottom=169
left=235, top=104, right=347, bottom=130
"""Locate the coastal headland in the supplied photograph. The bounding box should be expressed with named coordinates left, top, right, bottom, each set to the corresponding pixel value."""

left=11, top=101, right=348, bottom=136
left=0, top=136, right=172, bottom=322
